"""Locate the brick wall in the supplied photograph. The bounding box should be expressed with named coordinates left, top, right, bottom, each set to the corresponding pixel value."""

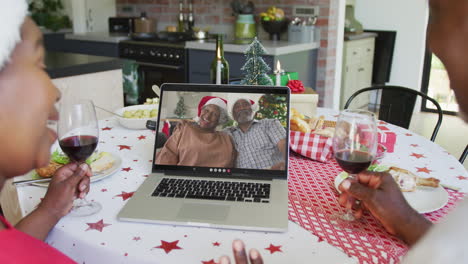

left=116, top=0, right=339, bottom=107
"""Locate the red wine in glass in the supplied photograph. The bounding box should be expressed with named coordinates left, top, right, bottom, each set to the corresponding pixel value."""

left=59, top=135, right=98, bottom=163
left=335, top=150, right=373, bottom=174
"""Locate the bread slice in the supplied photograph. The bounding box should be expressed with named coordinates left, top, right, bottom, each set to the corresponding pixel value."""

left=389, top=167, right=440, bottom=192
left=36, top=162, right=63, bottom=178
left=90, top=152, right=115, bottom=172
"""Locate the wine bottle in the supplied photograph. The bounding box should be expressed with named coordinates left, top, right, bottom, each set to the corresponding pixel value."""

left=187, top=0, right=194, bottom=31
left=210, top=35, right=229, bottom=84
left=177, top=0, right=185, bottom=32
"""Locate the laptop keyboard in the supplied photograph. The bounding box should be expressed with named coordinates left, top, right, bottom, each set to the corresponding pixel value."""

left=151, top=178, right=271, bottom=203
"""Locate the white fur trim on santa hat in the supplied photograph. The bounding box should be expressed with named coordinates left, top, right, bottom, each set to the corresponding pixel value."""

left=0, top=0, right=28, bottom=71
left=203, top=97, right=227, bottom=113
left=231, top=98, right=259, bottom=114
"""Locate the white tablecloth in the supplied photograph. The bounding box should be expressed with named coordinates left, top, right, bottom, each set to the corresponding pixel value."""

left=13, top=108, right=467, bottom=264
left=14, top=116, right=354, bottom=264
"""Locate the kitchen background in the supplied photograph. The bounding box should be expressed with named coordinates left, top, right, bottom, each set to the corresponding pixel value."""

left=57, top=0, right=338, bottom=107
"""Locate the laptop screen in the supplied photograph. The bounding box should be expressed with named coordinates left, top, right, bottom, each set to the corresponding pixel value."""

left=152, top=84, right=290, bottom=179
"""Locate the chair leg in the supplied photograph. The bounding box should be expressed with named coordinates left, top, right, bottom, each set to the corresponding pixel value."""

left=460, top=145, right=468, bottom=163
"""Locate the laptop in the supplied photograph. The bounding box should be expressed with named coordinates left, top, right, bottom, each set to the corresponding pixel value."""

left=118, top=83, right=290, bottom=232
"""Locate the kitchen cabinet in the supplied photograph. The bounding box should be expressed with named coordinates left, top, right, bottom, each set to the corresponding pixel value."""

left=187, top=49, right=318, bottom=88
left=340, top=36, right=375, bottom=109
left=44, top=33, right=120, bottom=57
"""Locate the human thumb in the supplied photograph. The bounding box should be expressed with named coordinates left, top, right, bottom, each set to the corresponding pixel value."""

left=341, top=179, right=374, bottom=202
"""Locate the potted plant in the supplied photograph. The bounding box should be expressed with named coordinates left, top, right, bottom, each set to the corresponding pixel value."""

left=230, top=0, right=256, bottom=43
left=29, top=0, right=71, bottom=32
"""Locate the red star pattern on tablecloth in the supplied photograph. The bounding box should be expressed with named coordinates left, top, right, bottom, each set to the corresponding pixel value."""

left=212, top=242, right=220, bottom=247
left=416, top=167, right=432, bottom=174
left=405, top=133, right=413, bottom=136
left=101, top=127, right=112, bottom=131
left=122, top=167, right=133, bottom=172
left=457, top=176, right=468, bottom=180
left=410, top=144, right=419, bottom=147
left=153, top=240, right=182, bottom=254
left=115, top=191, right=135, bottom=201
left=410, top=153, right=426, bottom=159
left=117, top=145, right=131, bottom=150
left=86, top=219, right=111, bottom=232
left=137, top=135, right=146, bottom=140
left=201, top=259, right=217, bottom=264
left=265, top=244, right=282, bottom=254
left=133, top=236, right=141, bottom=241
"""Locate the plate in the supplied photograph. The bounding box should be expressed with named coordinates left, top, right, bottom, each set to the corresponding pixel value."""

left=334, top=171, right=449, bottom=214
left=30, top=153, right=122, bottom=187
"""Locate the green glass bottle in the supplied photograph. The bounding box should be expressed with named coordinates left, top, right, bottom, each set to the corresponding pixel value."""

left=210, top=35, right=229, bottom=84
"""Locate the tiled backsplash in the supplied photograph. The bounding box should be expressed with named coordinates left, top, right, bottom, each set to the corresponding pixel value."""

left=116, top=0, right=339, bottom=107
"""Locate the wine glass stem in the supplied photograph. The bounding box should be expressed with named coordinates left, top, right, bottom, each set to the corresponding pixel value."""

left=342, top=173, right=361, bottom=221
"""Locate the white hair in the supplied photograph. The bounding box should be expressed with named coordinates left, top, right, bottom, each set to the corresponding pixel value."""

left=0, top=0, right=28, bottom=70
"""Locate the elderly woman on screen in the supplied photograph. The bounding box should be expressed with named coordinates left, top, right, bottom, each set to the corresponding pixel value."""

left=156, top=96, right=236, bottom=167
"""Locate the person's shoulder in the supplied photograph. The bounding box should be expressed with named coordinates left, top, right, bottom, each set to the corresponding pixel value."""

left=258, top=119, right=279, bottom=125
left=223, top=126, right=238, bottom=133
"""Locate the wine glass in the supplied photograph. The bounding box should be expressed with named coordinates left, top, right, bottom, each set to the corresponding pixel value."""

left=57, top=99, right=101, bottom=216
left=333, top=109, right=378, bottom=221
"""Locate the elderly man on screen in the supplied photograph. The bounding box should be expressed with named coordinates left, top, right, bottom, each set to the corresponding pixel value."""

left=225, top=98, right=287, bottom=170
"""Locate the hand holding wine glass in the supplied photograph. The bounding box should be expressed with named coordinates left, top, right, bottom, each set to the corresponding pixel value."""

left=333, top=109, right=378, bottom=221
left=57, top=99, right=101, bottom=216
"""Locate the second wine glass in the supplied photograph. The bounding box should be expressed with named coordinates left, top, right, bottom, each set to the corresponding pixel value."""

left=333, top=109, right=378, bottom=221
left=57, top=99, right=101, bottom=216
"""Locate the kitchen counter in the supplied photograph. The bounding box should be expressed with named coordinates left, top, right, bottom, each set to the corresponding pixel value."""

left=46, top=51, right=124, bottom=79
left=186, top=40, right=320, bottom=56
left=65, top=32, right=129, bottom=43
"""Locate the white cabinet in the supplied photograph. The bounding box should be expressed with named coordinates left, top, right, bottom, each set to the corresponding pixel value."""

left=340, top=36, right=375, bottom=109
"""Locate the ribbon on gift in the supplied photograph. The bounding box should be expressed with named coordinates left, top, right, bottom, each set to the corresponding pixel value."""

left=289, top=131, right=334, bottom=163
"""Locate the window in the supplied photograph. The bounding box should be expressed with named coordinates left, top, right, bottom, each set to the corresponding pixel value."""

left=421, top=50, right=458, bottom=115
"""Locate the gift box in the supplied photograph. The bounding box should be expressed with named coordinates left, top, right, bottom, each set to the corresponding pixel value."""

left=378, top=125, right=396, bottom=153
left=269, top=71, right=298, bottom=86
left=289, top=131, right=334, bottom=163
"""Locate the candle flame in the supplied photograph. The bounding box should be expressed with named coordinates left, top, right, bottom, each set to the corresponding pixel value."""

left=276, top=60, right=282, bottom=71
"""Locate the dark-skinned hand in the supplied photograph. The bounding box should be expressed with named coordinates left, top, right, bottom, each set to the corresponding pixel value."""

left=219, top=240, right=264, bottom=264
left=39, top=163, right=91, bottom=220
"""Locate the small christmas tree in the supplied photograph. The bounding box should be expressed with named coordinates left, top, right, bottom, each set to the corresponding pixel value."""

left=174, top=96, right=187, bottom=118
left=255, top=94, right=288, bottom=127
left=241, top=37, right=273, bottom=86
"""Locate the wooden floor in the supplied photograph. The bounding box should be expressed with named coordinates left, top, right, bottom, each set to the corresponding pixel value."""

left=409, top=111, right=468, bottom=169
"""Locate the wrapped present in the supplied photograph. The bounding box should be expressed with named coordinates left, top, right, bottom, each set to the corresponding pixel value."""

left=289, top=131, right=334, bottom=163
left=269, top=71, right=298, bottom=86
left=290, top=87, right=319, bottom=118
left=378, top=125, right=396, bottom=153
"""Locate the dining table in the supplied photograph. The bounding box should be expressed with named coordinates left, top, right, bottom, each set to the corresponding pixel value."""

left=5, top=107, right=468, bottom=264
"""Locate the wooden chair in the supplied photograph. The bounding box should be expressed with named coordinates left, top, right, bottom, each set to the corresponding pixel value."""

left=344, top=85, right=443, bottom=142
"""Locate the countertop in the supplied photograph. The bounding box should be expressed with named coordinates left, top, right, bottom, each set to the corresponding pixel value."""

left=344, top=32, right=378, bottom=41
left=185, top=40, right=320, bottom=55
left=65, top=32, right=129, bottom=43
left=46, top=51, right=124, bottom=79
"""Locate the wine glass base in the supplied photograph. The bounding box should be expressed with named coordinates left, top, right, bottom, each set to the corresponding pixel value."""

left=69, top=201, right=102, bottom=217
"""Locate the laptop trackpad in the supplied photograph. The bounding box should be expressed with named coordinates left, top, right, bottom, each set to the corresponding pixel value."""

left=177, top=203, right=230, bottom=221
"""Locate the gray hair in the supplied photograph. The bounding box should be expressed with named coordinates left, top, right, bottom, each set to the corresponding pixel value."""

left=202, top=104, right=230, bottom=126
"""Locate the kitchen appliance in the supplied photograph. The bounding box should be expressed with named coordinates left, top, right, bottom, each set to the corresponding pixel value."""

left=134, top=12, right=155, bottom=34
left=109, top=17, right=136, bottom=33
left=119, top=33, right=195, bottom=105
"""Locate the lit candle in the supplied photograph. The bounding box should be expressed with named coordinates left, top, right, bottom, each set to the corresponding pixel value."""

left=275, top=60, right=284, bottom=86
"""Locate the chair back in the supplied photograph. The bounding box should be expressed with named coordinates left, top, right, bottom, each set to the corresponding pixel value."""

left=344, top=85, right=443, bottom=142
left=460, top=145, right=468, bottom=164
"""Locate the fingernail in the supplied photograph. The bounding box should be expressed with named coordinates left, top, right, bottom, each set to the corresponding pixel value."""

left=79, top=192, right=85, bottom=199
left=342, top=180, right=351, bottom=190
left=80, top=184, right=87, bottom=191
left=80, top=163, right=88, bottom=170
left=233, top=240, right=243, bottom=252
left=250, top=249, right=259, bottom=260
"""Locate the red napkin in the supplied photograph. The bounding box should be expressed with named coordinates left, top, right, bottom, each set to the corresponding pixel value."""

left=289, top=131, right=334, bottom=163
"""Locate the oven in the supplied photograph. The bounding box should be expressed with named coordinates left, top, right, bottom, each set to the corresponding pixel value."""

left=119, top=40, right=187, bottom=105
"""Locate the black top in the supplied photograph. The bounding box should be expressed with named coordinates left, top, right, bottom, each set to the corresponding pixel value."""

left=45, top=51, right=124, bottom=79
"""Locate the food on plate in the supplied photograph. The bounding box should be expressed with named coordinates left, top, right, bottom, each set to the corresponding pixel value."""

left=290, top=116, right=311, bottom=133
left=123, top=108, right=158, bottom=119
left=90, top=152, right=115, bottom=172
left=35, top=150, right=115, bottom=178
left=389, top=166, right=440, bottom=192
left=143, top=98, right=159, bottom=105
left=36, top=162, right=63, bottom=178
left=312, top=127, right=335, bottom=137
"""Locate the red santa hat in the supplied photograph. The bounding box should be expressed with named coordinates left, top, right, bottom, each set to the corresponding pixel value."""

left=0, top=0, right=28, bottom=70
left=197, top=96, right=228, bottom=116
